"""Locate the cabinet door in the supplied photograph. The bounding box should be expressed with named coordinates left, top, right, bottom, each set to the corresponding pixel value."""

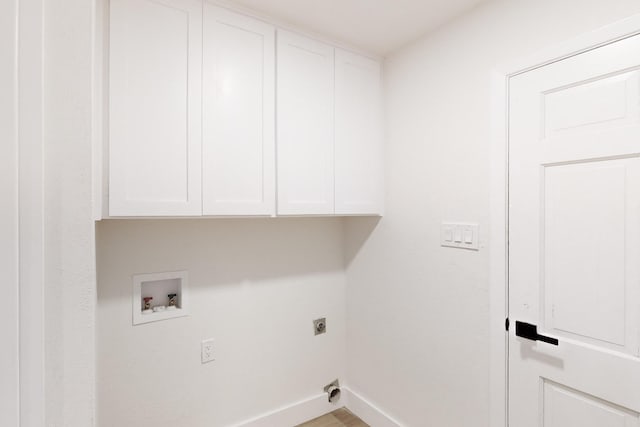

left=277, top=31, right=334, bottom=215
left=109, top=0, right=202, bottom=216
left=335, top=49, right=384, bottom=215
left=202, top=5, right=275, bottom=216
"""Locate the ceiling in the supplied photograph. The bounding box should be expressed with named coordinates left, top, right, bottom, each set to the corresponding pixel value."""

left=227, top=0, right=490, bottom=55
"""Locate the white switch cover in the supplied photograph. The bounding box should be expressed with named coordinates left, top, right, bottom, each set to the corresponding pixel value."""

left=443, top=226, right=453, bottom=242
left=441, top=223, right=479, bottom=250
left=201, top=339, right=215, bottom=364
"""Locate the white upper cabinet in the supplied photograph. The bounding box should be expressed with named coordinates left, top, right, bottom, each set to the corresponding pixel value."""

left=335, top=49, right=384, bottom=215
left=276, top=31, right=335, bottom=215
left=106, top=2, right=383, bottom=218
left=109, top=0, right=202, bottom=216
left=202, top=5, right=275, bottom=216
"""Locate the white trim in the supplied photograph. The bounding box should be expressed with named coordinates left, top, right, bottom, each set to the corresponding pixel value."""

left=0, top=0, right=20, bottom=425
left=488, top=68, right=509, bottom=427
left=17, top=0, right=45, bottom=425
left=98, top=0, right=110, bottom=221
left=91, top=0, right=103, bottom=221
left=489, top=12, right=640, bottom=427
left=344, top=387, right=403, bottom=427
left=228, top=387, right=403, bottom=427
left=230, top=393, right=339, bottom=427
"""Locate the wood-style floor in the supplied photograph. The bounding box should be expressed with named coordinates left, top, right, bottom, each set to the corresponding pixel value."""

left=296, top=408, right=369, bottom=427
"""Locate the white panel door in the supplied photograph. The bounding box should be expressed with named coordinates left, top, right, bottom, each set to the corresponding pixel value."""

left=334, top=49, right=383, bottom=215
left=277, top=30, right=334, bottom=215
left=0, top=0, right=19, bottom=424
left=203, top=5, right=275, bottom=216
left=509, top=34, right=640, bottom=426
left=109, top=0, right=202, bottom=216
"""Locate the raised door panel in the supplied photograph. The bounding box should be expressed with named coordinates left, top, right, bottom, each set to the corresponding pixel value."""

left=277, top=30, right=334, bottom=215
left=202, top=5, right=275, bottom=216
left=334, top=49, right=383, bottom=215
left=544, top=161, right=637, bottom=352
left=543, top=381, right=639, bottom=427
left=109, top=0, right=202, bottom=216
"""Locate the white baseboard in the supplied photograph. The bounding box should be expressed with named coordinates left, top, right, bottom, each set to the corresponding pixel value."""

left=230, top=386, right=402, bottom=427
left=343, top=387, right=403, bottom=427
left=231, top=393, right=340, bottom=427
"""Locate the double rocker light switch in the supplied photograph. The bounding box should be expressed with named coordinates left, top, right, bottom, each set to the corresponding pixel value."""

left=441, top=223, right=479, bottom=250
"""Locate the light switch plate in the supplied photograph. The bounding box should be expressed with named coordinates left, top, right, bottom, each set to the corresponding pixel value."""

left=441, top=223, right=479, bottom=250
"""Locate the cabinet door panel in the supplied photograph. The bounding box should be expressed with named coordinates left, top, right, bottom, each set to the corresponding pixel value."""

left=109, top=0, right=202, bottom=216
left=335, top=49, right=384, bottom=215
left=277, top=31, right=334, bottom=215
left=203, top=5, right=275, bottom=216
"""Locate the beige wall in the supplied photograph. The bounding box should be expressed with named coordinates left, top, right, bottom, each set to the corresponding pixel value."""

left=345, top=1, right=640, bottom=426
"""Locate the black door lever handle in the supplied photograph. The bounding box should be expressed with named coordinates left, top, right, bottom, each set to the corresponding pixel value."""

left=515, top=321, right=559, bottom=346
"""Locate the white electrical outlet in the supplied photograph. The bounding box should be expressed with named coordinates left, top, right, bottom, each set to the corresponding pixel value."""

left=201, top=339, right=215, bottom=364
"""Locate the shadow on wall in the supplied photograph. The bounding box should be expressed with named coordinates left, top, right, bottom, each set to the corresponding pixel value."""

left=343, top=216, right=382, bottom=267
left=95, top=217, right=353, bottom=299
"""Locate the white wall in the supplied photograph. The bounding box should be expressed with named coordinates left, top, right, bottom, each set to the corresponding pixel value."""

left=43, top=0, right=97, bottom=425
left=345, top=1, right=640, bottom=426
left=96, top=218, right=347, bottom=427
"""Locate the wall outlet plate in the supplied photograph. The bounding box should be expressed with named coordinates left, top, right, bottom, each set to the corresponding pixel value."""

left=201, top=339, right=215, bottom=364
left=314, top=318, right=326, bottom=335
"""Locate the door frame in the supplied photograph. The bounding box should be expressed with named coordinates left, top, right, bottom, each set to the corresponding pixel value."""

left=7, top=0, right=47, bottom=425
left=1, top=0, right=20, bottom=424
left=489, top=13, right=640, bottom=427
